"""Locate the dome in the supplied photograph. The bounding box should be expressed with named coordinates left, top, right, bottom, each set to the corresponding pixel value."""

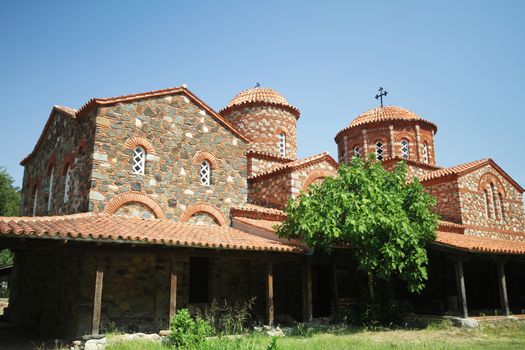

left=349, top=105, right=429, bottom=128
left=220, top=87, right=300, bottom=118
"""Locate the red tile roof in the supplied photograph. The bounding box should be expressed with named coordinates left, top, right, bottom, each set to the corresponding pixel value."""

left=220, top=87, right=300, bottom=118
left=248, top=152, right=338, bottom=181
left=231, top=204, right=287, bottom=221
left=435, top=231, right=525, bottom=255
left=335, top=106, right=437, bottom=141
left=0, top=213, right=302, bottom=253
left=233, top=217, right=283, bottom=233
left=21, top=86, right=250, bottom=165
left=246, top=149, right=294, bottom=163
left=420, top=158, right=524, bottom=192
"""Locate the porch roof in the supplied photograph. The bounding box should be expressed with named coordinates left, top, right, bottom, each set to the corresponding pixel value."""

left=0, top=213, right=303, bottom=253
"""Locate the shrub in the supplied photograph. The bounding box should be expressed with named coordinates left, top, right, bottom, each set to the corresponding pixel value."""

left=168, top=308, right=212, bottom=348
left=196, top=297, right=256, bottom=335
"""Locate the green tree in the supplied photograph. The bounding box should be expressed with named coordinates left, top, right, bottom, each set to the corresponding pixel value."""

left=0, top=167, right=20, bottom=267
left=277, top=155, right=438, bottom=297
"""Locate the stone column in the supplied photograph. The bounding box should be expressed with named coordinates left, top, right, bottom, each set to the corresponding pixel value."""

left=454, top=259, right=468, bottom=318
left=496, top=261, right=510, bottom=316
left=388, top=125, right=394, bottom=158
left=415, top=124, right=421, bottom=161
left=362, top=129, right=368, bottom=156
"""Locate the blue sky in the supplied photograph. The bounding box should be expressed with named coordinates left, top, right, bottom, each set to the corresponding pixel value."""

left=1, top=1, right=524, bottom=188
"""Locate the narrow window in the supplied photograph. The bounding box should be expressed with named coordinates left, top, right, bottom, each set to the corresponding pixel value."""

left=132, top=146, right=146, bottom=175
left=32, top=188, right=38, bottom=217
left=47, top=167, right=54, bottom=213
left=64, top=166, right=71, bottom=204
left=400, top=139, right=409, bottom=159
left=498, top=193, right=505, bottom=221
left=199, top=160, right=211, bottom=186
left=422, top=143, right=429, bottom=164
left=375, top=141, right=384, bottom=161
left=189, top=257, right=210, bottom=303
left=278, top=133, right=286, bottom=157
left=353, top=146, right=361, bottom=158
left=490, top=183, right=499, bottom=220
left=483, top=190, right=490, bottom=218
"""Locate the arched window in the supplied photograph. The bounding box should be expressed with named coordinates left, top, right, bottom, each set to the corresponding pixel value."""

left=47, top=167, right=54, bottom=213
left=132, top=146, right=146, bottom=175
left=400, top=139, right=409, bottom=159
left=64, top=166, right=71, bottom=204
left=353, top=146, right=361, bottom=158
left=278, top=133, right=286, bottom=157
left=498, top=192, right=505, bottom=221
left=490, top=183, right=500, bottom=220
left=484, top=189, right=491, bottom=218
left=422, top=143, right=429, bottom=164
left=375, top=141, right=384, bottom=161
left=199, top=160, right=211, bottom=186
left=32, top=187, right=38, bottom=217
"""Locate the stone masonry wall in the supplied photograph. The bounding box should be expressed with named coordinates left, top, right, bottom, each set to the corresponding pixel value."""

left=457, top=164, right=525, bottom=240
left=222, top=106, right=297, bottom=159
left=8, top=251, right=82, bottom=337
left=88, top=93, right=248, bottom=225
left=247, top=156, right=290, bottom=177
left=424, top=180, right=463, bottom=223
left=20, top=109, right=96, bottom=216
left=249, top=161, right=337, bottom=209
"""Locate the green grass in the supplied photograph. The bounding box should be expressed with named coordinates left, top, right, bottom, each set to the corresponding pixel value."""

left=106, top=321, right=525, bottom=350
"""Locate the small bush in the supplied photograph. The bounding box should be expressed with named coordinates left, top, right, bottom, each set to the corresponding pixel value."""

left=290, top=323, right=313, bottom=337
left=196, top=297, right=256, bottom=335
left=168, top=308, right=212, bottom=348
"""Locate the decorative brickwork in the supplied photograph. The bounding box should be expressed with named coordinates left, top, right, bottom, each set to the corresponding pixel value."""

left=193, top=150, right=220, bottom=169
left=125, top=136, right=156, bottom=155
left=301, top=169, right=337, bottom=191
left=103, top=192, right=166, bottom=219
left=180, top=203, right=227, bottom=226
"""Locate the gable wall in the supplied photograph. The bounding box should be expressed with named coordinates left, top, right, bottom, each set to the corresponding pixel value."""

left=20, top=110, right=96, bottom=216
left=423, top=179, right=463, bottom=223
left=457, top=164, right=525, bottom=240
left=88, top=94, right=248, bottom=224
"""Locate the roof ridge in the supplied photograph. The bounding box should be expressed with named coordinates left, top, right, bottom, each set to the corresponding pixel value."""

left=248, top=152, right=336, bottom=180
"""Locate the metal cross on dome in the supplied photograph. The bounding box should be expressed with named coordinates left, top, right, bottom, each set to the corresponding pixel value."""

left=375, top=87, right=388, bottom=107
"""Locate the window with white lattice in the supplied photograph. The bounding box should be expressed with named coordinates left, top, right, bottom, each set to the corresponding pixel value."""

left=64, top=166, right=71, bottom=204
left=199, top=160, right=211, bottom=186
left=483, top=190, right=490, bottom=217
left=375, top=141, right=384, bottom=161
left=422, top=143, right=429, bottom=164
left=353, top=146, right=361, bottom=158
left=132, top=146, right=146, bottom=175
left=47, top=167, right=54, bottom=212
left=498, top=192, right=505, bottom=221
left=400, top=139, right=409, bottom=159
left=278, top=133, right=286, bottom=157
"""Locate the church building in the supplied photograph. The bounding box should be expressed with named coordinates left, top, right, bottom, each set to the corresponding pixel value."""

left=0, top=85, right=523, bottom=337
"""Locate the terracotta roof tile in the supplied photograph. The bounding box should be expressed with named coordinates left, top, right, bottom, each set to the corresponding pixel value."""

left=233, top=217, right=283, bottom=233
left=0, top=213, right=302, bottom=253
left=246, top=149, right=294, bottom=163
left=335, top=106, right=437, bottom=141
left=231, top=204, right=287, bottom=221
left=248, top=152, right=338, bottom=181
left=420, top=159, right=489, bottom=182
left=220, top=87, right=300, bottom=118
left=435, top=231, right=525, bottom=255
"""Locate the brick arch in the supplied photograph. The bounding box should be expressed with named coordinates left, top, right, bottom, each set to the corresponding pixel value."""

left=274, top=125, right=290, bottom=137
left=394, top=132, right=416, bottom=143
left=104, top=192, right=166, bottom=219
left=77, top=137, right=87, bottom=153
left=180, top=203, right=227, bottom=226
left=46, top=153, right=57, bottom=175
left=302, top=169, right=337, bottom=191
left=193, top=151, right=219, bottom=168
left=62, top=152, right=76, bottom=175
left=479, top=172, right=506, bottom=197
left=125, top=136, right=156, bottom=155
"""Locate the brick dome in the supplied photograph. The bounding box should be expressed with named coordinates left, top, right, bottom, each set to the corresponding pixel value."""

left=220, top=87, right=300, bottom=118
left=349, top=106, right=435, bottom=129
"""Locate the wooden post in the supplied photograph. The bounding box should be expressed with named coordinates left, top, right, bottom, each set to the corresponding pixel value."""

left=496, top=261, right=510, bottom=316
left=331, top=255, right=339, bottom=322
left=302, top=255, right=313, bottom=322
left=91, top=256, right=105, bottom=335
left=454, top=259, right=468, bottom=318
left=169, top=258, right=178, bottom=322
left=266, top=261, right=274, bottom=327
